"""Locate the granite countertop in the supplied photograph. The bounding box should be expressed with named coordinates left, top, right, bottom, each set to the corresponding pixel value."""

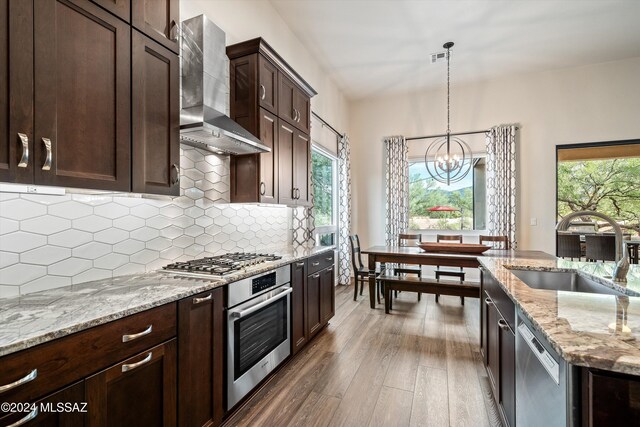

left=0, top=245, right=334, bottom=357
left=479, top=254, right=640, bottom=375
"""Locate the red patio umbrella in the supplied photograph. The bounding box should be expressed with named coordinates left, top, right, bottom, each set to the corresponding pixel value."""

left=427, top=206, right=459, bottom=212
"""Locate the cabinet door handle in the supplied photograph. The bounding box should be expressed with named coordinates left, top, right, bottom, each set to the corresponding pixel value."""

left=121, top=352, right=153, bottom=372
left=0, top=369, right=37, bottom=393
left=296, top=262, right=305, bottom=267
left=312, top=261, right=320, bottom=266
left=7, top=408, right=38, bottom=426
left=171, top=163, right=180, bottom=185
left=41, top=137, right=52, bottom=170
left=295, top=188, right=300, bottom=199
left=17, top=133, right=29, bottom=168
left=169, top=20, right=178, bottom=42
left=326, top=257, right=333, bottom=262
left=497, top=319, right=510, bottom=331
left=260, top=84, right=266, bottom=100
left=484, top=297, right=493, bottom=305
left=312, top=273, right=320, bottom=279
left=260, top=181, right=266, bottom=195
left=193, top=293, right=212, bottom=305
left=122, top=325, right=153, bottom=342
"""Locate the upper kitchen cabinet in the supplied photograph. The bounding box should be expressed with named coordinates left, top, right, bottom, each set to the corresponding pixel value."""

left=91, top=0, right=130, bottom=22
left=132, top=30, right=180, bottom=196
left=33, top=0, right=131, bottom=191
left=0, top=0, right=34, bottom=184
left=132, top=0, right=179, bottom=54
left=227, top=38, right=316, bottom=206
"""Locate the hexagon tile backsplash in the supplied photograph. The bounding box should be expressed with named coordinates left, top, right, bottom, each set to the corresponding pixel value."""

left=0, top=146, right=295, bottom=298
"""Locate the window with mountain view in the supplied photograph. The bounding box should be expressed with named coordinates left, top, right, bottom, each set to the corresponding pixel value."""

left=408, top=158, right=486, bottom=230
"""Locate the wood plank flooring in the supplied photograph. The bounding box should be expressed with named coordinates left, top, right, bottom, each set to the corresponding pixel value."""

left=224, top=283, right=501, bottom=427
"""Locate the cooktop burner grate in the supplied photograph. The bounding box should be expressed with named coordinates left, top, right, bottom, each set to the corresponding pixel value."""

left=162, top=252, right=282, bottom=277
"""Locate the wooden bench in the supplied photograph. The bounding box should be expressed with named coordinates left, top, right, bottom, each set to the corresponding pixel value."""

left=378, top=272, right=480, bottom=314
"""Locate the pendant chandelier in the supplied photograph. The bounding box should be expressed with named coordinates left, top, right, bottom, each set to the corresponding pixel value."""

left=424, top=42, right=472, bottom=185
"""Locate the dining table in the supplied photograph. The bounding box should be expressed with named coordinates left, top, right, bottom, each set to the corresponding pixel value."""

left=361, top=245, right=554, bottom=309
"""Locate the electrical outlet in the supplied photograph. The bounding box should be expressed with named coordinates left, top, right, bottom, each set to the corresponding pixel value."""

left=530, top=218, right=537, bottom=226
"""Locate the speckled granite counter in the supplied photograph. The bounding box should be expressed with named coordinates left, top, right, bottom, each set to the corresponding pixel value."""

left=479, top=254, right=640, bottom=375
left=0, top=245, right=334, bottom=357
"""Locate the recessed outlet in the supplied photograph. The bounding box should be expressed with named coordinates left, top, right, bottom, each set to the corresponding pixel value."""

left=530, top=218, right=537, bottom=226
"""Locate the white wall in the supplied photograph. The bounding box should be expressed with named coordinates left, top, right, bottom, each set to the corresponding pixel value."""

left=350, top=57, right=640, bottom=255
left=180, top=0, right=350, bottom=133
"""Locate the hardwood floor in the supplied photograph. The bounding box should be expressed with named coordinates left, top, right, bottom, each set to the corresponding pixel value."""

left=224, top=282, right=501, bottom=427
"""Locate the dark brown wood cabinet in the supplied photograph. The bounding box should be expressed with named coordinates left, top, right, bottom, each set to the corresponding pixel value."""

left=132, top=30, right=180, bottom=196
left=177, top=289, right=224, bottom=427
left=0, top=0, right=34, bottom=184
left=291, top=260, right=308, bottom=355
left=228, top=38, right=316, bottom=207
left=132, top=0, right=179, bottom=54
left=33, top=0, right=131, bottom=191
left=306, top=269, right=323, bottom=339
left=582, top=368, right=640, bottom=426
left=85, top=339, right=177, bottom=427
left=91, top=0, right=130, bottom=22
left=320, top=264, right=335, bottom=324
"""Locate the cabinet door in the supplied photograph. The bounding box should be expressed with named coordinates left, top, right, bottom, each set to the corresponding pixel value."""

left=258, top=56, right=278, bottom=114
left=0, top=0, right=34, bottom=184
left=34, top=0, right=131, bottom=191
left=85, top=340, right=177, bottom=427
left=583, top=369, right=640, bottom=427
left=277, top=121, right=296, bottom=206
left=132, top=30, right=180, bottom=196
left=178, top=289, right=223, bottom=427
left=293, top=90, right=310, bottom=134
left=132, top=0, right=179, bottom=54
left=91, top=0, right=129, bottom=22
left=307, top=271, right=322, bottom=338
left=258, top=108, right=278, bottom=204
left=0, top=381, right=85, bottom=426
left=291, top=260, right=308, bottom=355
left=278, top=73, right=297, bottom=126
left=320, top=265, right=335, bottom=324
left=480, top=276, right=488, bottom=363
left=293, top=131, right=310, bottom=206
left=499, top=323, right=516, bottom=427
left=486, top=295, right=500, bottom=398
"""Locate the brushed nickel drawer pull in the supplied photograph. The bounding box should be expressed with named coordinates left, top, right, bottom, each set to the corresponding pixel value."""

left=260, top=181, right=266, bottom=195
left=41, top=137, right=52, bottom=171
left=17, top=133, right=29, bottom=168
left=7, top=408, right=38, bottom=427
left=497, top=319, right=510, bottom=331
left=171, top=163, right=180, bottom=185
left=296, top=262, right=305, bottom=267
left=312, top=261, right=320, bottom=266
left=484, top=297, right=493, bottom=305
left=122, top=325, right=152, bottom=342
left=0, top=369, right=37, bottom=393
left=193, top=293, right=212, bottom=305
left=260, top=84, right=266, bottom=100
left=121, top=352, right=152, bottom=372
left=326, top=257, right=333, bottom=261
left=312, top=273, right=320, bottom=279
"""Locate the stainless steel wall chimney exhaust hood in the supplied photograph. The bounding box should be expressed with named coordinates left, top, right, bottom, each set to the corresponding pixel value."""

left=180, top=15, right=270, bottom=155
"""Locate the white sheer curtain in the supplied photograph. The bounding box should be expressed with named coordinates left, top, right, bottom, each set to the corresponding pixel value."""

left=384, top=135, right=409, bottom=246
left=486, top=125, right=518, bottom=247
left=337, top=134, right=352, bottom=285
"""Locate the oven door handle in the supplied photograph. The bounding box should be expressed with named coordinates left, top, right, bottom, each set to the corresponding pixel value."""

left=230, top=287, right=292, bottom=319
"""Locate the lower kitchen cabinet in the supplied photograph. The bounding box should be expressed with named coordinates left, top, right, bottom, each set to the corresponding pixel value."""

left=177, top=288, right=224, bottom=427
left=85, top=339, right=177, bottom=427
left=320, top=265, right=335, bottom=324
left=581, top=368, right=640, bottom=426
left=291, top=260, right=308, bottom=355
left=306, top=269, right=323, bottom=339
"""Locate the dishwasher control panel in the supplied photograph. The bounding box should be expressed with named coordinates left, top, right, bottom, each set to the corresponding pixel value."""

left=518, top=322, right=560, bottom=384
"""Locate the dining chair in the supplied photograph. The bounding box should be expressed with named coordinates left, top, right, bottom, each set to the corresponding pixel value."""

left=393, top=233, right=423, bottom=302
left=435, top=234, right=465, bottom=305
left=556, top=233, right=582, bottom=260
left=349, top=234, right=382, bottom=302
left=585, top=234, right=616, bottom=262
left=479, top=235, right=510, bottom=250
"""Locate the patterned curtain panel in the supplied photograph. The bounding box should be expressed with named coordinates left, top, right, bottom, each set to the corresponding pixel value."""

left=486, top=125, right=518, bottom=248
left=384, top=135, right=409, bottom=246
left=337, top=134, right=352, bottom=285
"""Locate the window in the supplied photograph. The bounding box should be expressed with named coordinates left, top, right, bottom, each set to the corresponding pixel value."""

left=311, top=146, right=338, bottom=246
left=408, top=157, right=486, bottom=230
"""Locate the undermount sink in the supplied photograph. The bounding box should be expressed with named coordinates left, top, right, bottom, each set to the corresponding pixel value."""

left=509, top=269, right=623, bottom=296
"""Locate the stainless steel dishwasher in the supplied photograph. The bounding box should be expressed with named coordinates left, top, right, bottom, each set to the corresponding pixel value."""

left=515, top=309, right=579, bottom=427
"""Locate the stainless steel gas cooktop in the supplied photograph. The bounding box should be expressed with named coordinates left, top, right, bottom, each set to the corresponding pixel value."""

left=162, top=252, right=282, bottom=277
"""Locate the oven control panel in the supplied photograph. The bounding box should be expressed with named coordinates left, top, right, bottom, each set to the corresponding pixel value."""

left=252, top=272, right=277, bottom=294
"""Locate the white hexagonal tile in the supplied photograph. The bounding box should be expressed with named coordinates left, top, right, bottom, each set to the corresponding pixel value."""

left=236, top=223, right=249, bottom=233
left=237, top=208, right=250, bottom=218
left=173, top=235, right=195, bottom=248
left=213, top=233, right=228, bottom=244
left=194, top=161, right=215, bottom=173
left=94, top=202, right=129, bottom=219
left=94, top=253, right=129, bottom=269
left=0, top=252, right=19, bottom=269
left=184, top=148, right=205, bottom=162
left=160, top=205, right=183, bottom=218
left=21, top=216, right=71, bottom=235
left=146, top=237, right=172, bottom=251
left=184, top=225, right=203, bottom=237
left=48, top=258, right=92, bottom=276
left=72, top=242, right=111, bottom=260
left=195, top=234, right=213, bottom=246
left=94, top=228, right=129, bottom=244
left=184, top=244, right=204, bottom=257
left=179, top=176, right=194, bottom=190
left=0, top=218, right=19, bottom=235
left=213, top=215, right=229, bottom=227
left=1, top=199, right=47, bottom=220
left=195, top=216, right=213, bottom=228
left=160, top=226, right=183, bottom=240
left=22, top=246, right=72, bottom=264
left=205, top=207, right=222, bottom=217
left=20, top=275, right=71, bottom=294
left=205, top=224, right=221, bottom=235
left=222, top=224, right=237, bottom=235
left=205, top=242, right=221, bottom=253
left=0, top=193, right=18, bottom=201
left=172, top=215, right=194, bottom=228
left=130, top=249, right=158, bottom=265
left=146, top=215, right=172, bottom=230
left=130, top=227, right=159, bottom=242
left=160, top=246, right=183, bottom=260
left=114, top=263, right=145, bottom=276
left=222, top=240, right=236, bottom=251
left=21, top=193, right=70, bottom=205
left=195, top=198, right=215, bottom=210
left=174, top=197, right=195, bottom=208
left=113, top=197, right=145, bottom=208
left=70, top=194, right=111, bottom=206
left=72, top=216, right=112, bottom=232
left=113, top=216, right=146, bottom=231
left=229, top=216, right=243, bottom=226
left=0, top=231, right=47, bottom=252
left=0, top=285, right=19, bottom=299
left=222, top=207, right=235, bottom=219
left=180, top=156, right=195, bottom=169
left=131, top=204, right=160, bottom=219
left=72, top=268, right=113, bottom=285
left=194, top=179, right=215, bottom=191
left=49, top=201, right=93, bottom=219
left=213, top=181, right=229, bottom=194
left=144, top=258, right=166, bottom=271
left=244, top=216, right=256, bottom=225
left=184, top=187, right=204, bottom=200
left=113, top=239, right=146, bottom=255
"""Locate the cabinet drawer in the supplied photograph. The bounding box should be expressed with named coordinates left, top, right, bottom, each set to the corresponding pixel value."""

left=482, top=270, right=515, bottom=331
left=0, top=303, right=176, bottom=405
left=308, top=252, right=334, bottom=275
